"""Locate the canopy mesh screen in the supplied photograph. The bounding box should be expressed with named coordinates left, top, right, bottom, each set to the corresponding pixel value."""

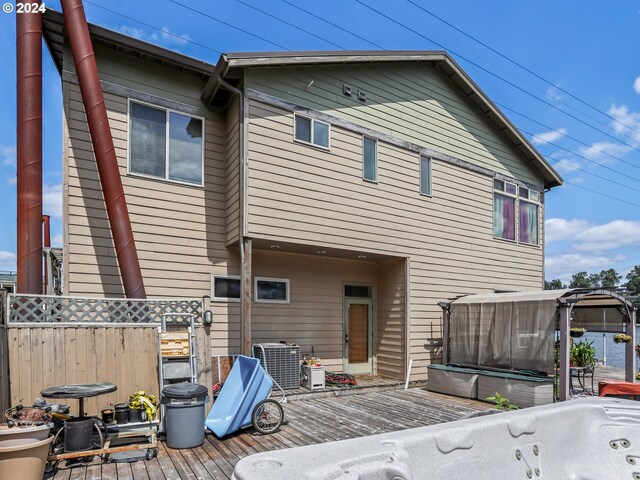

left=450, top=296, right=558, bottom=373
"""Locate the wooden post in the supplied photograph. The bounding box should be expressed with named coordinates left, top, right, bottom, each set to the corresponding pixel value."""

left=626, top=308, right=637, bottom=383
left=559, top=304, right=571, bottom=401
left=241, top=238, right=252, bottom=356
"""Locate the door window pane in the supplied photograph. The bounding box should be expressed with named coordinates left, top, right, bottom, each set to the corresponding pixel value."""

left=130, top=103, right=166, bottom=178
left=168, top=112, right=203, bottom=184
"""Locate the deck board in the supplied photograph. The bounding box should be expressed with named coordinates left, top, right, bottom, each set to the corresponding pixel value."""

left=49, top=387, right=490, bottom=479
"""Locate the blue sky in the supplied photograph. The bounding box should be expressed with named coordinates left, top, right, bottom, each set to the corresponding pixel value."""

left=0, top=0, right=639, bottom=285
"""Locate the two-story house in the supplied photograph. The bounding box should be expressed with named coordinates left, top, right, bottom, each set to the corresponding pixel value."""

left=42, top=10, right=562, bottom=381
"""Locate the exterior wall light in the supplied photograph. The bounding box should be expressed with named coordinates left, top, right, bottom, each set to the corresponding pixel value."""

left=203, top=310, right=213, bottom=325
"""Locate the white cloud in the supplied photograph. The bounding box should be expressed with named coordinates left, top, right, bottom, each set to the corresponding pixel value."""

left=553, top=159, right=581, bottom=174
left=118, top=25, right=191, bottom=48
left=0, top=251, right=16, bottom=272
left=573, top=220, right=640, bottom=251
left=545, top=253, right=627, bottom=283
left=634, top=75, right=640, bottom=95
left=545, top=86, right=563, bottom=102
left=578, top=141, right=631, bottom=160
left=608, top=104, right=640, bottom=146
left=1, top=145, right=16, bottom=167
left=43, top=183, right=62, bottom=219
left=531, top=128, right=567, bottom=146
left=51, top=234, right=63, bottom=248
left=545, top=218, right=593, bottom=243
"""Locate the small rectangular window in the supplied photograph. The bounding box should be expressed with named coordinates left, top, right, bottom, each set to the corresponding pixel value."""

left=420, top=155, right=431, bottom=196
left=294, top=114, right=330, bottom=149
left=344, top=284, right=371, bottom=298
left=212, top=275, right=241, bottom=302
left=363, top=136, right=377, bottom=182
left=254, top=277, right=290, bottom=304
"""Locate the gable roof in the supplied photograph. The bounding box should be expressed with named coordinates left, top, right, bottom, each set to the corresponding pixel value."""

left=42, top=10, right=562, bottom=188
left=204, top=51, right=562, bottom=188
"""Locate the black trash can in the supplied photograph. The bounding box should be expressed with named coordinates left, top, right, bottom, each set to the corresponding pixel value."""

left=161, top=383, right=210, bottom=449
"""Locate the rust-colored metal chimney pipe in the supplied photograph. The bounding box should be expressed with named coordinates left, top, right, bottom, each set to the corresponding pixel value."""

left=60, top=0, right=146, bottom=298
left=16, top=5, right=43, bottom=294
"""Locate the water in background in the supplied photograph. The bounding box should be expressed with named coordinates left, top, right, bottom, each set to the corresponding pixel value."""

left=583, top=331, right=637, bottom=368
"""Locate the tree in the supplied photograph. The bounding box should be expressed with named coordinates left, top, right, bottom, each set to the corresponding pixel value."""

left=625, top=266, right=640, bottom=296
left=598, top=268, right=622, bottom=288
left=545, top=279, right=565, bottom=290
left=569, top=271, right=595, bottom=288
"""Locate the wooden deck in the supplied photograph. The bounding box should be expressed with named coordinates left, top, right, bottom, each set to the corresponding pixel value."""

left=48, top=387, right=491, bottom=480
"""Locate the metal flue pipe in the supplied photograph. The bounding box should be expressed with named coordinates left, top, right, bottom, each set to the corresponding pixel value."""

left=60, top=0, right=146, bottom=298
left=16, top=4, right=43, bottom=294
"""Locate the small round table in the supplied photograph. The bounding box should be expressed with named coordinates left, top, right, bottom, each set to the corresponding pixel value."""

left=41, top=383, right=117, bottom=417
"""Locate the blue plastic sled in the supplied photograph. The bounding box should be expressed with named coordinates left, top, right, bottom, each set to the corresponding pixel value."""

left=205, top=355, right=274, bottom=438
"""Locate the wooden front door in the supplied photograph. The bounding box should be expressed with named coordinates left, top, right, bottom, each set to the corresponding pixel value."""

left=343, top=299, right=373, bottom=374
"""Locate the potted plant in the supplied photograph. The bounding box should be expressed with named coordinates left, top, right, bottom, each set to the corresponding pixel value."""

left=570, top=339, right=596, bottom=369
left=570, top=327, right=586, bottom=338
left=613, top=334, right=633, bottom=344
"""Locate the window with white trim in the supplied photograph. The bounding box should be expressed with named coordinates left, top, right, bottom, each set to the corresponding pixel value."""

left=363, top=136, right=377, bottom=182
left=294, top=114, right=330, bottom=149
left=419, top=155, right=432, bottom=196
left=254, top=277, right=290, bottom=304
left=212, top=275, right=241, bottom=302
left=129, top=101, right=204, bottom=185
left=493, top=179, right=540, bottom=245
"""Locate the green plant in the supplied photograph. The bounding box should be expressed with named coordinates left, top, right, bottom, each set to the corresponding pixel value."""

left=571, top=339, right=596, bottom=368
left=613, top=334, right=632, bottom=344
left=636, top=372, right=640, bottom=381
left=486, top=393, right=519, bottom=411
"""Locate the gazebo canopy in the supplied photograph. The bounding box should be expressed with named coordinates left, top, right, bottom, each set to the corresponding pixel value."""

left=443, top=288, right=636, bottom=374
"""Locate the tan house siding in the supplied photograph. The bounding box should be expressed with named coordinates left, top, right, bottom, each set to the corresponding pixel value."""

left=246, top=99, right=544, bottom=379
left=251, top=250, right=377, bottom=372
left=245, top=64, right=543, bottom=187
left=225, top=97, right=241, bottom=245
left=376, top=258, right=407, bottom=378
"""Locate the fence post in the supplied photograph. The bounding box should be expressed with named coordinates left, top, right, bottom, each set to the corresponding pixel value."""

left=0, top=289, right=10, bottom=412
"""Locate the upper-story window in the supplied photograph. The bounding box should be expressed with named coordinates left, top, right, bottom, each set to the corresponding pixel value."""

left=419, top=155, right=432, bottom=196
left=129, top=101, right=204, bottom=186
left=294, top=114, right=330, bottom=149
left=493, top=179, right=540, bottom=245
left=363, top=136, right=377, bottom=182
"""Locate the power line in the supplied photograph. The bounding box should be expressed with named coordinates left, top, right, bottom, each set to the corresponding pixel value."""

left=552, top=159, right=640, bottom=194
left=84, top=0, right=222, bottom=54
left=564, top=181, right=640, bottom=209
left=279, top=0, right=386, bottom=50
left=500, top=103, right=640, bottom=172
left=233, top=0, right=345, bottom=49
left=404, top=0, right=640, bottom=140
left=352, top=0, right=640, bottom=156
left=167, top=0, right=290, bottom=51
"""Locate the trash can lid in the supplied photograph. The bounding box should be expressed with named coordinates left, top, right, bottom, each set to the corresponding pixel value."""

left=162, top=383, right=208, bottom=399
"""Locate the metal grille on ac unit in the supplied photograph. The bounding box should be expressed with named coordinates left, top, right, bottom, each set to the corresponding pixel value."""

left=253, top=343, right=301, bottom=390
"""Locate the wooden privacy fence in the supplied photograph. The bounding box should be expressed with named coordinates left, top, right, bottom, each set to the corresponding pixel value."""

left=6, top=294, right=211, bottom=416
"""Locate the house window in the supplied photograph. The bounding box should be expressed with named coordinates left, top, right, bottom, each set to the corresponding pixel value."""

left=294, top=114, right=330, bottom=149
left=519, top=187, right=540, bottom=245
left=212, top=275, right=241, bottom=302
left=420, top=155, right=431, bottom=196
left=129, top=101, right=204, bottom=186
left=493, top=180, right=540, bottom=245
left=254, top=277, right=290, bottom=304
left=363, top=136, right=377, bottom=182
